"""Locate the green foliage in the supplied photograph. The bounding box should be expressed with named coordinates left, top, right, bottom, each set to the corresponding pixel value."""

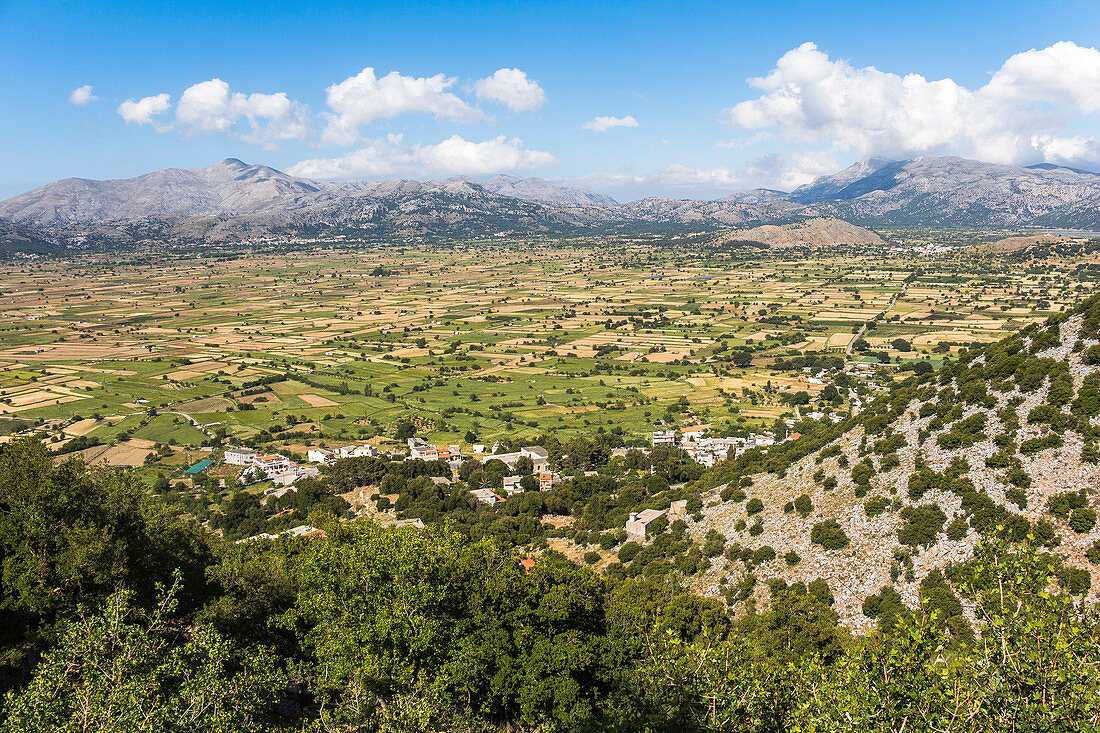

left=863, top=496, right=889, bottom=518
left=1019, top=433, right=1064, bottom=455
left=719, top=486, right=746, bottom=502
left=936, top=412, right=987, bottom=449
left=0, top=438, right=213, bottom=626
left=810, top=520, right=849, bottom=551
left=1, top=583, right=283, bottom=732
left=1048, top=489, right=1087, bottom=520
left=618, top=541, right=641, bottom=563
left=1071, top=507, right=1097, bottom=533
left=945, top=515, right=969, bottom=541
left=793, top=493, right=813, bottom=518
left=898, top=504, right=947, bottom=547
left=745, top=497, right=764, bottom=515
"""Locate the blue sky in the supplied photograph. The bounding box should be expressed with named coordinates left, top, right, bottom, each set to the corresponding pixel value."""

left=2, top=0, right=1100, bottom=200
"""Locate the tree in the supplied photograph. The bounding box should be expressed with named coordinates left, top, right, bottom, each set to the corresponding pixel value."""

left=0, top=438, right=213, bottom=627
left=810, top=519, right=849, bottom=551
left=2, top=583, right=284, bottom=732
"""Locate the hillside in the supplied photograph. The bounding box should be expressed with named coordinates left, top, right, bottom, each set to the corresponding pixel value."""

left=707, top=216, right=884, bottom=248
left=690, top=295, right=1100, bottom=629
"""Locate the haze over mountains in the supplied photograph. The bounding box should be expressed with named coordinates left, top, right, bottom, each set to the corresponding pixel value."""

left=2, top=155, right=1100, bottom=246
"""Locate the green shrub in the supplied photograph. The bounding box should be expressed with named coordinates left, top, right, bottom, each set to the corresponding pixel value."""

left=1048, top=490, right=1087, bottom=519
left=1058, top=566, right=1092, bottom=595
left=618, top=542, right=641, bottom=563
left=784, top=550, right=801, bottom=566
left=746, top=497, right=764, bottom=515
left=898, top=504, right=947, bottom=547
left=1086, top=539, right=1100, bottom=564
left=1070, top=507, right=1097, bottom=533
left=719, top=486, right=746, bottom=503
left=751, top=546, right=776, bottom=565
left=811, top=520, right=849, bottom=551
left=936, top=413, right=987, bottom=449
left=794, top=494, right=813, bottom=518
left=945, top=516, right=969, bottom=541
left=864, top=496, right=889, bottom=518
left=1019, top=434, right=1063, bottom=455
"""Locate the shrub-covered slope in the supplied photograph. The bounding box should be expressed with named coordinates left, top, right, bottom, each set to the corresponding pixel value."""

left=693, top=294, right=1100, bottom=629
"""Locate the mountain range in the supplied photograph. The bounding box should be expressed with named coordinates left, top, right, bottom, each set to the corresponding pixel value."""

left=2, top=155, right=1100, bottom=247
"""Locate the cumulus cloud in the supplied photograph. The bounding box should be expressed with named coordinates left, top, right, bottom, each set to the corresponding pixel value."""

left=581, top=115, right=639, bottom=132
left=322, top=68, right=481, bottom=145
left=725, top=41, right=1100, bottom=167
left=117, top=94, right=171, bottom=126
left=288, top=134, right=555, bottom=179
left=175, top=79, right=310, bottom=149
left=473, top=68, right=546, bottom=112
left=69, top=85, right=98, bottom=106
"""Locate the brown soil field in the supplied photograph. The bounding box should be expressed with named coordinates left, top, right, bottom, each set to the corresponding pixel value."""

left=299, top=394, right=339, bottom=407
left=175, top=397, right=235, bottom=413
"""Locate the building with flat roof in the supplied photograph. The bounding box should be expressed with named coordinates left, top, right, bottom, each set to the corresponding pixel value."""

left=626, top=509, right=666, bottom=541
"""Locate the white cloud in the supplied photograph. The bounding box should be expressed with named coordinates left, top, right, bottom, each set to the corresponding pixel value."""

left=715, top=132, right=771, bottom=149
left=322, top=68, right=481, bottom=145
left=175, top=79, right=310, bottom=149
left=117, top=94, right=171, bottom=126
left=288, top=134, right=555, bottom=180
left=69, top=85, right=98, bottom=106
left=582, top=115, right=639, bottom=132
left=725, top=41, right=1100, bottom=168
left=473, top=68, right=546, bottom=112
left=570, top=151, right=836, bottom=199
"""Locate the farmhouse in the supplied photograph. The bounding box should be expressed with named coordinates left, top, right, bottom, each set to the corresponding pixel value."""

left=626, top=509, right=666, bottom=541
left=408, top=437, right=439, bottom=461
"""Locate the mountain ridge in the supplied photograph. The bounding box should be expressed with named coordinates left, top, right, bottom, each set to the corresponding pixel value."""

left=4, top=154, right=1100, bottom=245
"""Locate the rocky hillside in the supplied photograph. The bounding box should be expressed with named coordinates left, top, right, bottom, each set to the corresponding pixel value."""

left=707, top=216, right=884, bottom=247
left=689, top=296, right=1100, bottom=630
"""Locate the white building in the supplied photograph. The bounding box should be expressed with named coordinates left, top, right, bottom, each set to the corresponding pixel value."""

left=251, top=454, right=291, bottom=478
left=503, top=475, right=523, bottom=495
left=307, top=448, right=335, bottom=464
left=408, top=437, right=439, bottom=461
left=471, top=488, right=498, bottom=506
left=224, top=447, right=257, bottom=466
left=652, top=430, right=675, bottom=446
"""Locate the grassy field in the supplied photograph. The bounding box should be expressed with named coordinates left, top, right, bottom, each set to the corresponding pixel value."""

left=0, top=237, right=1095, bottom=473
